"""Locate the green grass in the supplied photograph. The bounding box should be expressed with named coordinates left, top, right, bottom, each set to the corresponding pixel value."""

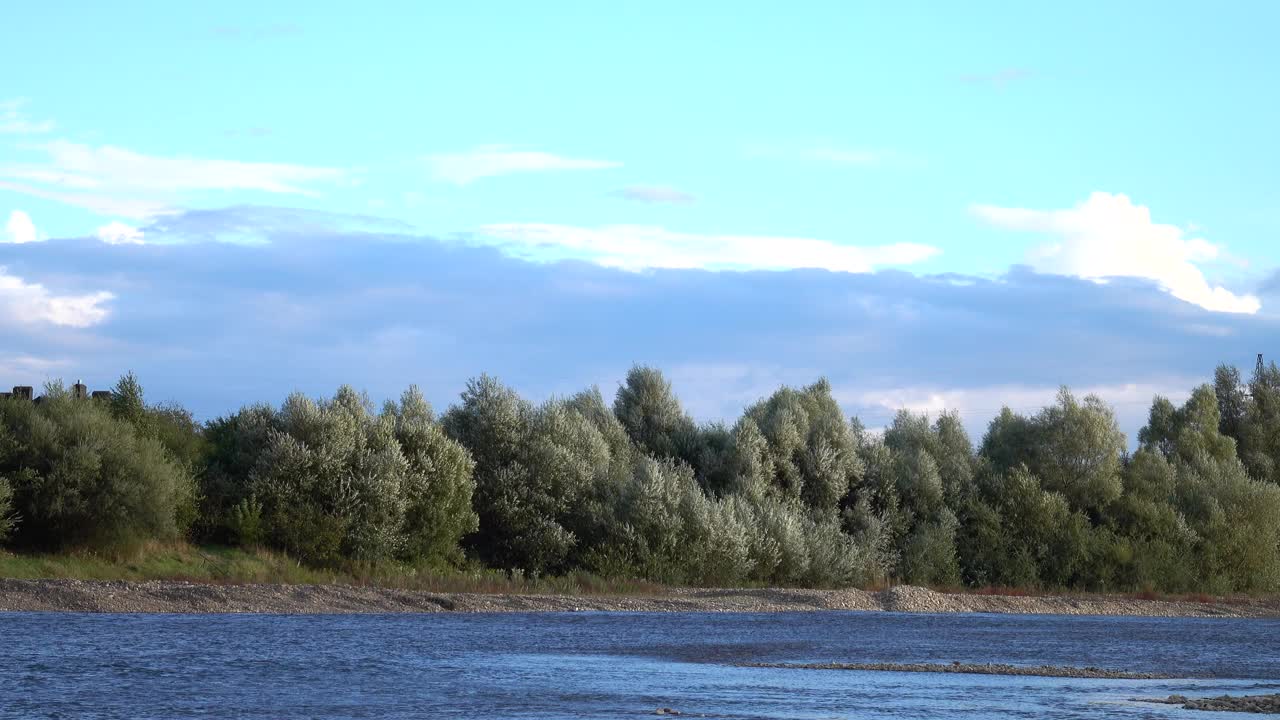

left=0, top=543, right=335, bottom=584
left=0, top=542, right=670, bottom=597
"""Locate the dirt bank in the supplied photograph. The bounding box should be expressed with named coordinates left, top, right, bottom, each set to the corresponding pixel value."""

left=1, top=579, right=1275, bottom=616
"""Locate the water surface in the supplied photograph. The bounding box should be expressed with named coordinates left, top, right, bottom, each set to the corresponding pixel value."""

left=2, top=610, right=1277, bottom=719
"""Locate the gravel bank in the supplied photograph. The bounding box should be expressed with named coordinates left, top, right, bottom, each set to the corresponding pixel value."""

left=0, top=578, right=1274, bottom=616
left=1143, top=694, right=1280, bottom=714
left=744, top=662, right=1171, bottom=679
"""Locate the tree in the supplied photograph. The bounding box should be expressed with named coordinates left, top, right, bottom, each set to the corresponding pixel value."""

left=1138, top=386, right=1236, bottom=464
left=982, top=389, right=1125, bottom=515
left=384, top=386, right=478, bottom=564
left=1239, top=359, right=1280, bottom=483
left=206, top=385, right=477, bottom=566
left=1174, top=451, right=1280, bottom=592
left=0, top=476, right=15, bottom=542
left=0, top=382, right=195, bottom=550
left=1214, top=364, right=1248, bottom=443
left=248, top=387, right=411, bottom=563
left=443, top=376, right=613, bottom=574
left=884, top=410, right=976, bottom=504
left=613, top=366, right=695, bottom=461
left=736, top=379, right=862, bottom=511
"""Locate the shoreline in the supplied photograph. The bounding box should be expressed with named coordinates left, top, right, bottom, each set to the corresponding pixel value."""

left=1, top=579, right=1277, bottom=617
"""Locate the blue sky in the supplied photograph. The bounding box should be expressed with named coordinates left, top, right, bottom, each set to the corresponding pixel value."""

left=2, top=1, right=1278, bottom=438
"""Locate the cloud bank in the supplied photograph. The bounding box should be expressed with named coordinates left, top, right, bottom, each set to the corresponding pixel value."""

left=3, top=205, right=1273, bottom=444
left=974, top=192, right=1261, bottom=314
left=476, top=223, right=941, bottom=273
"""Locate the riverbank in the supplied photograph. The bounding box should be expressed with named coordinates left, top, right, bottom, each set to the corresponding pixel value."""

left=2, top=578, right=1277, bottom=616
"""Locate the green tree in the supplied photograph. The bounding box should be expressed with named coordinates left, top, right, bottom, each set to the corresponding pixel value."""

left=1239, top=359, right=1280, bottom=483
left=613, top=365, right=696, bottom=461
left=444, top=376, right=616, bottom=574
left=384, top=386, right=478, bottom=564
left=1213, top=364, right=1248, bottom=444
left=982, top=389, right=1125, bottom=515
left=0, top=475, right=16, bottom=542
left=1139, top=386, right=1237, bottom=464
left=1174, top=451, right=1280, bottom=592
left=0, top=382, right=195, bottom=550
left=736, top=378, right=862, bottom=511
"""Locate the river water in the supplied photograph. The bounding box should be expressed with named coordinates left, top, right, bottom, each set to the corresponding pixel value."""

left=1, top=610, right=1277, bottom=719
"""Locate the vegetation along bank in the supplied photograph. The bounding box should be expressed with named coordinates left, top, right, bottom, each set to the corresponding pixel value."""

left=2, top=358, right=1280, bottom=598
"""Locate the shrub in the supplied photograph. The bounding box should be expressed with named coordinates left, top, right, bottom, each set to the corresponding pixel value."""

left=226, top=496, right=264, bottom=548
left=0, top=476, right=16, bottom=542
left=444, top=377, right=613, bottom=575
left=206, top=386, right=477, bottom=567
left=0, top=384, right=195, bottom=550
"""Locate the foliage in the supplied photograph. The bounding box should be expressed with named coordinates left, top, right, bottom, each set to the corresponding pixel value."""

left=4, top=364, right=1280, bottom=594
left=736, top=378, right=862, bottom=510
left=204, top=385, right=476, bottom=566
left=0, top=476, right=15, bottom=542
left=442, top=376, right=602, bottom=575
left=0, top=384, right=195, bottom=550
left=982, top=388, right=1125, bottom=514
left=613, top=365, right=696, bottom=462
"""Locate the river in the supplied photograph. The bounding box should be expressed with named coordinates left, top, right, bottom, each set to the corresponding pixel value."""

left=2, top=610, right=1277, bottom=718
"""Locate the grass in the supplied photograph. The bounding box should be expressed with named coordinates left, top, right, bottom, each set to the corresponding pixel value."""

left=931, top=582, right=1261, bottom=606
left=0, top=542, right=669, bottom=597
left=0, top=545, right=1268, bottom=606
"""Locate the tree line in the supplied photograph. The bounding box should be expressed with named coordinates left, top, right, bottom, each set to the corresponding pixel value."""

left=1, top=361, right=1279, bottom=593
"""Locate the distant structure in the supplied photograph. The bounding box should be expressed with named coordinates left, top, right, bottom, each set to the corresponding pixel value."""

left=0, top=381, right=109, bottom=403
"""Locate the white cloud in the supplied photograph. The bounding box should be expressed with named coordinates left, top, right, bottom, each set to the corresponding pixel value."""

left=96, top=221, right=145, bottom=245
left=0, top=266, right=114, bottom=327
left=426, top=146, right=620, bottom=185
left=973, top=192, right=1261, bottom=314
left=477, top=223, right=940, bottom=273
left=0, top=141, right=345, bottom=219
left=0, top=181, right=173, bottom=219
left=6, top=140, right=344, bottom=194
left=0, top=353, right=69, bottom=380
left=0, top=99, right=54, bottom=134
left=4, top=210, right=39, bottom=243
left=612, top=185, right=695, bottom=204
left=843, top=379, right=1196, bottom=441
left=846, top=381, right=1191, bottom=420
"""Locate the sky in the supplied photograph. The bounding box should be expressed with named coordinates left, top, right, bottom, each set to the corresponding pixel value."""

left=2, top=1, right=1279, bottom=440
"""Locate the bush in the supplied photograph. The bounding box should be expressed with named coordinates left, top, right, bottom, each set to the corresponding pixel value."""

left=0, top=384, right=195, bottom=550
left=0, top=476, right=15, bottom=542
left=210, top=386, right=477, bottom=566
left=226, top=496, right=264, bottom=548
left=444, top=377, right=616, bottom=575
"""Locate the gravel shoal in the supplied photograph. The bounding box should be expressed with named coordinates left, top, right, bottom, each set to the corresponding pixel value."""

left=744, top=662, right=1171, bottom=679
left=0, top=578, right=1274, bottom=616
left=1142, top=694, right=1280, bottom=714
